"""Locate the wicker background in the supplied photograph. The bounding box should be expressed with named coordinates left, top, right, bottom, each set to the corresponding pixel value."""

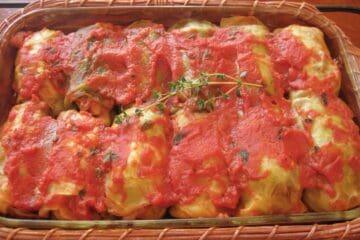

left=0, top=0, right=360, bottom=239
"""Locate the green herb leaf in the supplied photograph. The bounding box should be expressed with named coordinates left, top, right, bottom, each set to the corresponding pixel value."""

left=173, top=131, right=186, bottom=145
left=198, top=99, right=206, bottom=111
left=236, top=88, right=241, bottom=98
left=135, top=108, right=143, bottom=117
left=90, top=148, right=100, bottom=156
left=240, top=149, right=249, bottom=163
left=169, top=82, right=177, bottom=93
left=179, top=76, right=187, bottom=83
left=96, top=66, right=107, bottom=75
left=114, top=111, right=129, bottom=124
left=114, top=115, right=122, bottom=124
left=156, top=103, right=165, bottom=113
left=152, top=91, right=161, bottom=100
left=216, top=73, right=226, bottom=80
left=103, top=151, right=118, bottom=163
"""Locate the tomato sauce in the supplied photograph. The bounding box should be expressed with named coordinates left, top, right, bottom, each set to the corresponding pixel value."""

left=2, top=100, right=57, bottom=211
left=101, top=112, right=174, bottom=208
left=294, top=93, right=359, bottom=196
left=268, top=29, right=340, bottom=94
left=168, top=27, right=280, bottom=95
left=4, top=21, right=360, bottom=217
left=12, top=22, right=284, bottom=112
left=169, top=106, right=239, bottom=210
left=169, top=91, right=311, bottom=211
left=39, top=111, right=107, bottom=219
left=14, top=31, right=69, bottom=101
left=226, top=96, right=306, bottom=185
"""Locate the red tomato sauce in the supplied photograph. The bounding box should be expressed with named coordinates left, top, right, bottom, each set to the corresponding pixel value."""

left=76, top=23, right=171, bottom=106
left=2, top=100, right=57, bottom=211
left=5, top=21, right=359, bottom=217
left=14, top=31, right=69, bottom=100
left=100, top=113, right=173, bottom=207
left=225, top=95, right=305, bottom=185
left=169, top=91, right=311, bottom=210
left=169, top=105, right=239, bottom=210
left=295, top=93, right=359, bottom=196
left=12, top=23, right=285, bottom=111
left=39, top=111, right=107, bottom=219
left=268, top=29, right=340, bottom=94
left=168, top=27, right=282, bottom=95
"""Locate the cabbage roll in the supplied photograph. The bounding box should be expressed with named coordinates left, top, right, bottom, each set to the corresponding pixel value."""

left=0, top=98, right=57, bottom=215
left=65, top=22, right=171, bottom=124
left=219, top=16, right=281, bottom=96
left=270, top=25, right=341, bottom=94
left=290, top=90, right=360, bottom=211
left=13, top=29, right=70, bottom=115
left=104, top=108, right=172, bottom=219
left=169, top=107, right=239, bottom=218
left=39, top=110, right=107, bottom=220
left=225, top=94, right=306, bottom=216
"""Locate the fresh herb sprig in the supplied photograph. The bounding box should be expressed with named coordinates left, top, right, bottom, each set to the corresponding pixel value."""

left=114, top=72, right=262, bottom=124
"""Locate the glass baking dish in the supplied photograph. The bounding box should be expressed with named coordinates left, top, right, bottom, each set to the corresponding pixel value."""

left=0, top=4, right=359, bottom=229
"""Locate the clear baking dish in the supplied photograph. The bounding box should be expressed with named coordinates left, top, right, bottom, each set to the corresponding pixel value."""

left=0, top=1, right=359, bottom=232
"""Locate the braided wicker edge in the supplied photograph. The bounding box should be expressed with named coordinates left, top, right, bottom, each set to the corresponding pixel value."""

left=0, top=0, right=360, bottom=239
left=0, top=219, right=360, bottom=239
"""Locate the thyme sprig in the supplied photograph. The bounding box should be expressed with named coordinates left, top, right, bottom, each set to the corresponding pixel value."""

left=114, top=72, right=262, bottom=124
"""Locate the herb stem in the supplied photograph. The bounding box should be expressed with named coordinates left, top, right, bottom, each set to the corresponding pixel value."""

left=206, top=72, right=240, bottom=82
left=225, top=85, right=238, bottom=95
left=144, top=93, right=173, bottom=110
left=115, top=72, right=262, bottom=124
left=208, top=81, right=238, bottom=85
left=241, top=82, right=263, bottom=88
left=206, top=81, right=261, bottom=87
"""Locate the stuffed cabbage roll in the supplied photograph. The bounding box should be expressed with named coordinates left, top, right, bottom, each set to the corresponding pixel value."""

left=168, top=16, right=280, bottom=104
left=39, top=110, right=107, bottom=220
left=270, top=25, right=341, bottom=94
left=169, top=106, right=239, bottom=218
left=12, top=29, right=70, bottom=115
left=103, top=108, right=172, bottom=219
left=225, top=93, right=306, bottom=216
left=219, top=16, right=281, bottom=96
left=168, top=19, right=217, bottom=88
left=64, top=23, right=123, bottom=124
left=0, top=98, right=57, bottom=215
left=290, top=90, right=360, bottom=211
left=65, top=22, right=171, bottom=124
